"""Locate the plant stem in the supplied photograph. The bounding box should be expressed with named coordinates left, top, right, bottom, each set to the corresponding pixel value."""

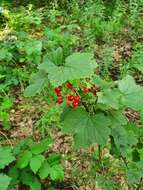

left=74, top=89, right=89, bottom=112
left=98, top=144, right=102, bottom=162
left=121, top=156, right=128, bottom=168
left=81, top=101, right=89, bottom=112
left=98, top=144, right=105, bottom=174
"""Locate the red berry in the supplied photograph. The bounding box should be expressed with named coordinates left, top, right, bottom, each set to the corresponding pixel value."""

left=57, top=97, right=63, bottom=104
left=66, top=82, right=73, bottom=89
left=83, top=87, right=90, bottom=93
left=56, top=91, right=61, bottom=97
left=72, top=101, right=78, bottom=108
left=67, top=95, right=74, bottom=101
left=54, top=87, right=61, bottom=94
left=74, top=96, right=81, bottom=102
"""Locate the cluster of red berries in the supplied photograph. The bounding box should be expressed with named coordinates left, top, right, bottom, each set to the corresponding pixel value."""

left=67, top=95, right=80, bottom=108
left=54, top=86, right=63, bottom=104
left=54, top=82, right=100, bottom=108
left=54, top=83, right=81, bottom=108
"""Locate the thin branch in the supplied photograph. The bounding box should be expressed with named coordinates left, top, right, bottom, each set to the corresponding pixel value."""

left=98, top=144, right=102, bottom=162
left=121, top=155, right=128, bottom=168
left=136, top=178, right=143, bottom=190
left=74, top=88, right=90, bottom=112
left=0, top=131, right=13, bottom=148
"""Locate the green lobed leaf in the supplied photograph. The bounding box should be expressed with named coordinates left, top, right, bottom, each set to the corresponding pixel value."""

left=24, top=78, right=46, bottom=97
left=92, top=75, right=113, bottom=89
left=0, top=147, right=15, bottom=169
left=61, top=107, right=111, bottom=148
left=0, top=174, right=11, bottom=190
left=109, top=110, right=127, bottom=127
left=24, top=71, right=48, bottom=97
left=97, top=89, right=121, bottom=109
left=30, top=155, right=45, bottom=174
left=38, top=53, right=97, bottom=87
left=118, top=75, right=143, bottom=111
left=111, top=125, right=138, bottom=158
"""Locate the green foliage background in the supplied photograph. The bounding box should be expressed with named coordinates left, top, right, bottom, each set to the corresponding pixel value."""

left=1, top=0, right=143, bottom=189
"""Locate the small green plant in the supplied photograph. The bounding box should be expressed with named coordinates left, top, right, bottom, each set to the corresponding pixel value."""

left=0, top=137, right=64, bottom=190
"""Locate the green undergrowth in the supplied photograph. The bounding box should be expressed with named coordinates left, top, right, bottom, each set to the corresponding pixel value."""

left=0, top=0, right=143, bottom=189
